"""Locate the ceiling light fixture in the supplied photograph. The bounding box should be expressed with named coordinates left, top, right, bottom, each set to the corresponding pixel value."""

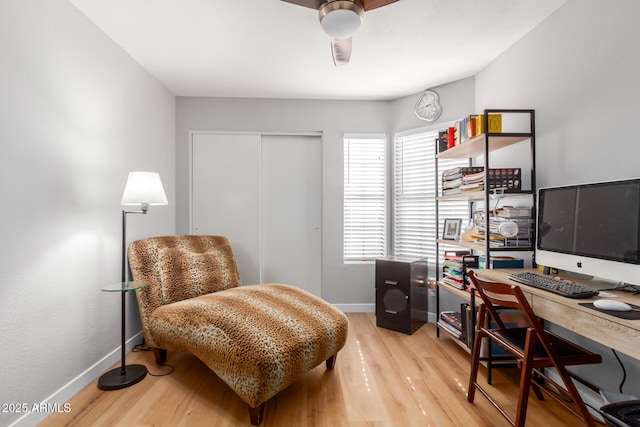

left=319, top=0, right=364, bottom=39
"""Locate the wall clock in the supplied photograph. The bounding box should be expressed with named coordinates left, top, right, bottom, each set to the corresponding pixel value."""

left=415, top=89, right=442, bottom=122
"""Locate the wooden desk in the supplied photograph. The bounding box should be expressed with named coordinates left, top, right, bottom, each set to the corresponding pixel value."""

left=473, top=268, right=640, bottom=360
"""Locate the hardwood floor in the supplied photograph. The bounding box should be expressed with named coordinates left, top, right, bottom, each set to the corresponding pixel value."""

left=40, top=313, right=591, bottom=426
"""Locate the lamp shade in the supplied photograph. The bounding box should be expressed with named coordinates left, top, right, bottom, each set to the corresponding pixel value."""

left=121, top=171, right=168, bottom=206
left=319, top=1, right=364, bottom=39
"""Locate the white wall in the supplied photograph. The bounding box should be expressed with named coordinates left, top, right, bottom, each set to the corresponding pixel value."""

left=175, top=83, right=475, bottom=309
left=176, top=97, right=391, bottom=308
left=0, top=2, right=175, bottom=426
left=390, top=76, right=475, bottom=133
left=476, top=0, right=640, bottom=188
left=474, top=0, right=640, bottom=399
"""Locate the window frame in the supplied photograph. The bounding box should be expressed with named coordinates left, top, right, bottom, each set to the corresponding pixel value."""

left=343, top=134, right=387, bottom=263
left=392, top=124, right=469, bottom=272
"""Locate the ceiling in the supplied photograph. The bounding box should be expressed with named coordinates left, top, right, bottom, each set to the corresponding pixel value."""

left=68, top=0, right=567, bottom=101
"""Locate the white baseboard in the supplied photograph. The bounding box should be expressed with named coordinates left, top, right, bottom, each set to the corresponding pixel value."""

left=9, top=331, right=144, bottom=427
left=335, top=303, right=375, bottom=313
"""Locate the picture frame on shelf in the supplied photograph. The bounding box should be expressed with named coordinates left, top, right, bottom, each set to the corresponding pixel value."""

left=443, top=219, right=462, bottom=240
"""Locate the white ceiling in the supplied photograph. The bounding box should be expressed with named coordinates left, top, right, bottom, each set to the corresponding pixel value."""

left=68, top=0, right=567, bottom=101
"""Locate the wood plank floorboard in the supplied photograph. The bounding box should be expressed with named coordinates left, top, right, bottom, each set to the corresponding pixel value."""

left=40, top=313, right=589, bottom=427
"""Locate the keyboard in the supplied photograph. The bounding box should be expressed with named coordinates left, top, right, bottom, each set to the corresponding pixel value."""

left=507, top=272, right=599, bottom=299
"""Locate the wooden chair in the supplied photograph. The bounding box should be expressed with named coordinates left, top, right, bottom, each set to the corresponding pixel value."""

left=466, top=270, right=602, bottom=427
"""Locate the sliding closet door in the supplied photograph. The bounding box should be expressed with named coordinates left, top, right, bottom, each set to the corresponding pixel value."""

left=191, top=133, right=322, bottom=296
left=192, top=133, right=262, bottom=285
left=261, top=135, right=321, bottom=296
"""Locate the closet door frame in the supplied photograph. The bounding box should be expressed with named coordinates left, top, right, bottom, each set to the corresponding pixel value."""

left=189, top=130, right=323, bottom=295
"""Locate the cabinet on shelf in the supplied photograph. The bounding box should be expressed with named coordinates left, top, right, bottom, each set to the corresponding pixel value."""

left=435, top=109, right=536, bottom=359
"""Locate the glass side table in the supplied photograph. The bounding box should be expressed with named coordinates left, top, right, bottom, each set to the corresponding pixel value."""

left=98, top=281, right=148, bottom=390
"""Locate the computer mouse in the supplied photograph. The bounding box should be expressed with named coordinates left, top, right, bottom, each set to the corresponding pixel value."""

left=593, top=299, right=632, bottom=311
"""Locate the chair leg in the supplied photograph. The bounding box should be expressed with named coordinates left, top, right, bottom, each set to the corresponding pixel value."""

left=467, top=331, right=484, bottom=403
left=514, top=331, right=536, bottom=427
left=326, top=354, right=337, bottom=370
left=554, top=366, right=597, bottom=427
left=248, top=402, right=265, bottom=426
left=152, top=348, right=167, bottom=364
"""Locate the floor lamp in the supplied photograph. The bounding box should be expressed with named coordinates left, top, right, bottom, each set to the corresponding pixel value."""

left=98, top=171, right=168, bottom=391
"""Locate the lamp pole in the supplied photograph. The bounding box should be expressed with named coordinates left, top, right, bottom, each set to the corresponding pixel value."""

left=97, top=208, right=148, bottom=390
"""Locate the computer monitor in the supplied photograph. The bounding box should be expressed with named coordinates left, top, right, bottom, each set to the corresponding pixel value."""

left=536, top=177, right=640, bottom=286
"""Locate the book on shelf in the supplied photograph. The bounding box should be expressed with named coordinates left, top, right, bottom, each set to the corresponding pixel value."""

left=442, top=166, right=483, bottom=179
left=460, top=303, right=473, bottom=347
left=443, top=177, right=463, bottom=189
left=442, top=187, right=462, bottom=196
left=487, top=114, right=503, bottom=133
left=476, top=113, right=503, bottom=134
left=440, top=311, right=463, bottom=331
left=441, top=167, right=522, bottom=196
left=443, top=252, right=477, bottom=289
left=443, top=113, right=504, bottom=147
left=443, top=276, right=465, bottom=289
left=497, top=206, right=532, bottom=219
left=437, top=130, right=448, bottom=153
left=456, top=114, right=482, bottom=143
left=466, top=115, right=478, bottom=141
left=475, top=236, right=532, bottom=248
left=447, top=126, right=455, bottom=149
left=460, top=183, right=484, bottom=192
left=437, top=320, right=463, bottom=339
left=463, top=170, right=485, bottom=184
left=441, top=166, right=484, bottom=195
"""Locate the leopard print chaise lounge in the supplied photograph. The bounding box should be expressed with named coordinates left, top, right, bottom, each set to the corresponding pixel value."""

left=128, top=235, right=348, bottom=425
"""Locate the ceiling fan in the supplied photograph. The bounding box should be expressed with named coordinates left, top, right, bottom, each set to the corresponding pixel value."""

left=281, top=0, right=399, bottom=66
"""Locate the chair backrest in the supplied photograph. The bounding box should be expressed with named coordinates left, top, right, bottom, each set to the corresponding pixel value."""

left=128, top=235, right=242, bottom=347
left=468, top=270, right=552, bottom=356
left=469, top=269, right=547, bottom=331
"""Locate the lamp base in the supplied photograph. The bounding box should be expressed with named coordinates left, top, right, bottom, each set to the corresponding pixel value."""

left=97, top=364, right=147, bottom=390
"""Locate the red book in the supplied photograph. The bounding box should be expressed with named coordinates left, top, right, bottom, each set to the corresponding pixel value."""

left=447, top=127, right=455, bottom=149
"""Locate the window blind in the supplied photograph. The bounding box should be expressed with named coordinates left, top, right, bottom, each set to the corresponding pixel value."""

left=343, top=136, right=386, bottom=262
left=393, top=130, right=468, bottom=270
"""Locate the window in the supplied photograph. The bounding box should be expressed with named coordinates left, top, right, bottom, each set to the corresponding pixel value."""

left=393, top=129, right=468, bottom=270
left=343, top=136, right=386, bottom=262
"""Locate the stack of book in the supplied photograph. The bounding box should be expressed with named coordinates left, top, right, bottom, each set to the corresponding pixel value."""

left=442, top=167, right=522, bottom=196
left=461, top=169, right=485, bottom=193
left=442, top=252, right=478, bottom=289
left=473, top=208, right=534, bottom=247
left=437, top=311, right=463, bottom=339
left=441, top=166, right=483, bottom=196
left=442, top=253, right=465, bottom=289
